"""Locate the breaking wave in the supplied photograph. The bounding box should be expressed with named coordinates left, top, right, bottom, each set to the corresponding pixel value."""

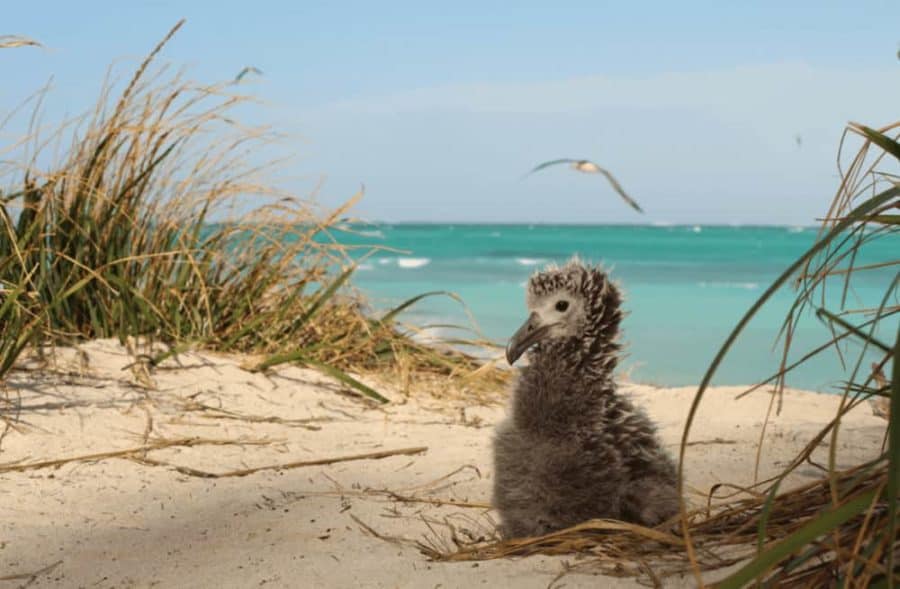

left=397, top=257, right=431, bottom=269
left=698, top=281, right=760, bottom=290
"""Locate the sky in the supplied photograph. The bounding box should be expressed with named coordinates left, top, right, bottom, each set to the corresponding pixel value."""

left=2, top=1, right=899, bottom=224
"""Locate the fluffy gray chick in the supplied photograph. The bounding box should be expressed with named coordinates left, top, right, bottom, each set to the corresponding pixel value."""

left=492, top=258, right=679, bottom=538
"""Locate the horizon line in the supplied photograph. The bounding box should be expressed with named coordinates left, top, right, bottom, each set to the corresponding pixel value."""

left=340, top=220, right=822, bottom=228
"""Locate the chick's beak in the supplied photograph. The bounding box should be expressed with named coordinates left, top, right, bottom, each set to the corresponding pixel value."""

left=506, top=312, right=552, bottom=365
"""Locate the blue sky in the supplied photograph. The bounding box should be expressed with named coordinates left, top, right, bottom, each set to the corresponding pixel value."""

left=2, top=1, right=899, bottom=224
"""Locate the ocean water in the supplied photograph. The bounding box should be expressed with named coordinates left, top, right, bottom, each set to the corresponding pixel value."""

left=333, top=224, right=897, bottom=392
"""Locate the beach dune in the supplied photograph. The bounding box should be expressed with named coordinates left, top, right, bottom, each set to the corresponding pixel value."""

left=0, top=340, right=887, bottom=588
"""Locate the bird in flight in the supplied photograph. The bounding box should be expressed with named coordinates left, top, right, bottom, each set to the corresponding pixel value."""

left=0, top=35, right=42, bottom=49
left=234, top=66, right=264, bottom=83
left=524, top=158, right=644, bottom=213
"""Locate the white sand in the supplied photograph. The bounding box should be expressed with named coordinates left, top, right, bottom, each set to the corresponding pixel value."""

left=0, top=340, right=887, bottom=588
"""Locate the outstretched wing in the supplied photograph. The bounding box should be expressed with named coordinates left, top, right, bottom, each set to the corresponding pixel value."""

left=235, top=66, right=264, bottom=82
left=596, top=167, right=644, bottom=213
left=522, top=158, right=578, bottom=178
left=0, top=35, right=42, bottom=49
left=525, top=157, right=644, bottom=213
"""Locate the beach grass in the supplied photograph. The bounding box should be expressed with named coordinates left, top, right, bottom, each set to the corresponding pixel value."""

left=695, top=122, right=899, bottom=588
left=0, top=21, right=503, bottom=403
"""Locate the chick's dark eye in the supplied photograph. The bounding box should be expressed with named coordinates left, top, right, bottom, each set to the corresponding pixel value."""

left=555, top=300, right=569, bottom=312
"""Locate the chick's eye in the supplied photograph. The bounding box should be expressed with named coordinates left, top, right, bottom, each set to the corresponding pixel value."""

left=555, top=300, right=569, bottom=312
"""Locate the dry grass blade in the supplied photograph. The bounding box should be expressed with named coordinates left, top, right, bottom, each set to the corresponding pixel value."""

left=0, top=436, right=273, bottom=474
left=425, top=463, right=895, bottom=583
left=131, top=445, right=428, bottom=478
left=375, top=492, right=491, bottom=509
left=174, top=398, right=328, bottom=430
left=0, top=559, right=62, bottom=583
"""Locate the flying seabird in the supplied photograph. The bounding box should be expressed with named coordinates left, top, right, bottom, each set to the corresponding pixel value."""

left=524, top=158, right=644, bottom=213
left=492, top=258, right=679, bottom=538
left=234, top=66, right=264, bottom=83
left=0, top=35, right=42, bottom=49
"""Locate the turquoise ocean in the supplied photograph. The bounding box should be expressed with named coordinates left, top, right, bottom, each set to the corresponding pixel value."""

left=334, top=224, right=897, bottom=392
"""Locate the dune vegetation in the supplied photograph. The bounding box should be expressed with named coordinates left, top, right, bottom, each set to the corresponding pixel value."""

left=0, top=21, right=502, bottom=405
left=676, top=122, right=899, bottom=586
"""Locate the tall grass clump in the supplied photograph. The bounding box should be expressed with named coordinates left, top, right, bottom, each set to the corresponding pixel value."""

left=0, top=22, right=500, bottom=401
left=678, top=122, right=899, bottom=588
left=0, top=34, right=48, bottom=381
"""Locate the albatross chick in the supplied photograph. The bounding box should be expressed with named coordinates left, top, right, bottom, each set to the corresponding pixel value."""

left=492, top=258, right=679, bottom=538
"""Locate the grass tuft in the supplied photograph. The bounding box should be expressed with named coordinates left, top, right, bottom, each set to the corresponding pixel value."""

left=0, top=22, right=505, bottom=402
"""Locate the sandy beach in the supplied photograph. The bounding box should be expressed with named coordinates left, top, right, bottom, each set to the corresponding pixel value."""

left=2, top=7, right=897, bottom=587
left=0, top=340, right=886, bottom=588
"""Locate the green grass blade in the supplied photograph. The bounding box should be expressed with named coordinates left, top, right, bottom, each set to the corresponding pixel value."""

left=301, top=358, right=390, bottom=404
left=853, top=124, right=900, bottom=162
left=297, top=265, right=355, bottom=326
left=251, top=348, right=309, bottom=372
left=816, top=307, right=893, bottom=354
left=717, top=489, right=878, bottom=589
left=250, top=348, right=388, bottom=403
left=143, top=342, right=197, bottom=368
left=886, top=324, right=900, bottom=588
left=756, top=479, right=782, bottom=556
left=379, top=290, right=464, bottom=324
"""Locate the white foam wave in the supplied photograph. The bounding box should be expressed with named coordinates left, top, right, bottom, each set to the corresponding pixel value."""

left=397, top=257, right=431, bottom=269
left=358, top=229, right=385, bottom=238
left=358, top=263, right=374, bottom=271
left=691, top=225, right=702, bottom=233
left=515, top=257, right=545, bottom=267
left=699, top=281, right=760, bottom=290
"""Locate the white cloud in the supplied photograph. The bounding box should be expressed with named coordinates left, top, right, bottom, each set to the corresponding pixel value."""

left=316, top=62, right=898, bottom=121
left=294, top=63, right=900, bottom=223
